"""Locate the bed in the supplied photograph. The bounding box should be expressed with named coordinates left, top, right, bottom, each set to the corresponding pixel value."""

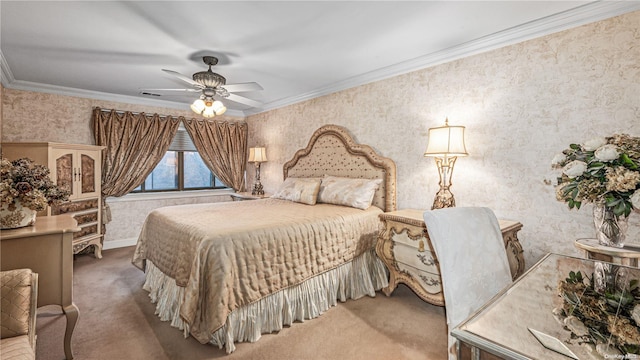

left=132, top=124, right=397, bottom=353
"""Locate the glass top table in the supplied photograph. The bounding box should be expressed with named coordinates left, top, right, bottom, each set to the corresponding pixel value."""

left=451, top=253, right=640, bottom=360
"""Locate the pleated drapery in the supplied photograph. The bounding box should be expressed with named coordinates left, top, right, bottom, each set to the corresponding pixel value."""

left=183, top=119, right=248, bottom=192
left=92, top=108, right=181, bottom=222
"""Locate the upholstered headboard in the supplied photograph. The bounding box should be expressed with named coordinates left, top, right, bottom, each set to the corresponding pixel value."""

left=283, top=124, right=397, bottom=212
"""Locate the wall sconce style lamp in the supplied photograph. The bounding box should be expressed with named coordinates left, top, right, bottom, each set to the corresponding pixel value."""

left=424, top=118, right=468, bottom=209
left=248, top=147, right=267, bottom=195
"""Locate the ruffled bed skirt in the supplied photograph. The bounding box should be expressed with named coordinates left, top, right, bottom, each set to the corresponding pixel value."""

left=142, top=248, right=389, bottom=353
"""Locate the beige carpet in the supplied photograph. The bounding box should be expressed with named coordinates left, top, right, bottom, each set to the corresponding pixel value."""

left=36, top=246, right=447, bottom=360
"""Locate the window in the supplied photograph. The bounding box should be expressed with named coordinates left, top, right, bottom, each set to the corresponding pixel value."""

left=133, top=128, right=228, bottom=192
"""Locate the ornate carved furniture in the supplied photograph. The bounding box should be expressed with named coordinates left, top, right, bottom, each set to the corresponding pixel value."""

left=2, top=142, right=105, bottom=258
left=0, top=215, right=80, bottom=360
left=0, top=269, right=38, bottom=360
left=574, top=238, right=640, bottom=267
left=376, top=209, right=524, bottom=306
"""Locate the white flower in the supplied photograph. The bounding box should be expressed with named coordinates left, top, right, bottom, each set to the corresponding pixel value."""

left=631, top=190, right=640, bottom=211
left=551, top=153, right=566, bottom=166
left=562, top=160, right=588, bottom=178
left=583, top=137, right=607, bottom=151
left=594, top=144, right=619, bottom=162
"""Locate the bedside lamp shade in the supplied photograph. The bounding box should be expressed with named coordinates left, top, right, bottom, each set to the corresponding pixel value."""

left=424, top=124, right=468, bottom=157
left=248, top=147, right=267, bottom=163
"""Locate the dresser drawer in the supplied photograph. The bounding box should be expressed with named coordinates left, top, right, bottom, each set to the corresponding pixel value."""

left=393, top=241, right=438, bottom=274
left=397, top=262, right=442, bottom=295
left=389, top=227, right=426, bottom=248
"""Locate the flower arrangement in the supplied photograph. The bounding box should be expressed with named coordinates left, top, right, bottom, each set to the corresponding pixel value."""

left=552, top=134, right=640, bottom=218
left=0, top=157, right=70, bottom=211
left=557, top=270, right=640, bottom=355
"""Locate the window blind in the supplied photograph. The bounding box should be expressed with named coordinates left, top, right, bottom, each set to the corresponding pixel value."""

left=169, top=129, right=197, bottom=152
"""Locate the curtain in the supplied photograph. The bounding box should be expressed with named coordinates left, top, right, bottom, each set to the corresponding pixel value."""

left=92, top=108, right=181, bottom=222
left=183, top=119, right=248, bottom=192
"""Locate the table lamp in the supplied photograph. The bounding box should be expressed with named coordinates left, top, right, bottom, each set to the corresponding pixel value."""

left=424, top=118, right=468, bottom=209
left=248, top=147, right=267, bottom=195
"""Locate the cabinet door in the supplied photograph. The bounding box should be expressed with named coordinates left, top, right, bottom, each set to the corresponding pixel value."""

left=76, top=150, right=101, bottom=199
left=51, top=149, right=75, bottom=198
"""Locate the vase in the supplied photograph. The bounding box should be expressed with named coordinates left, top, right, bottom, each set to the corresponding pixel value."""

left=593, top=202, right=629, bottom=248
left=0, top=200, right=37, bottom=229
left=593, top=261, right=629, bottom=294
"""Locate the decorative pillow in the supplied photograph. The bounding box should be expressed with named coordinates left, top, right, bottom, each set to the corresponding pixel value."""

left=317, top=176, right=382, bottom=210
left=271, top=177, right=322, bottom=205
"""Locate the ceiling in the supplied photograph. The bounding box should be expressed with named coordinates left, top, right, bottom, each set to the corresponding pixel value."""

left=2, top=1, right=639, bottom=117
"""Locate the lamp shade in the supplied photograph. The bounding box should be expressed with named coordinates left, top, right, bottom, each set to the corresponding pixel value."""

left=202, top=107, right=216, bottom=118
left=248, top=147, right=267, bottom=162
left=424, top=122, right=468, bottom=157
left=190, top=99, right=206, bottom=113
left=211, top=101, right=227, bottom=115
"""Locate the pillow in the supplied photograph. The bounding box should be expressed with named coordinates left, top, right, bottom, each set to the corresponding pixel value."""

left=271, top=177, right=322, bottom=205
left=317, top=176, right=382, bottom=210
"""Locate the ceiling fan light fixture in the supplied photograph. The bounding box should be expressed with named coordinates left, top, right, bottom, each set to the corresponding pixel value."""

left=211, top=101, right=227, bottom=116
left=191, top=99, right=206, bottom=113
left=157, top=56, right=262, bottom=113
left=202, top=107, right=216, bottom=118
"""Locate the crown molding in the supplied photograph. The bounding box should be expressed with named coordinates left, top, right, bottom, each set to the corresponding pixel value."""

left=2, top=77, right=246, bottom=117
left=245, top=1, right=640, bottom=115
left=2, top=2, right=638, bottom=117
left=1, top=50, right=16, bottom=86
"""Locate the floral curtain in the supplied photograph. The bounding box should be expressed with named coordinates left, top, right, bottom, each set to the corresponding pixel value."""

left=92, top=108, right=181, bottom=222
left=182, top=119, right=248, bottom=191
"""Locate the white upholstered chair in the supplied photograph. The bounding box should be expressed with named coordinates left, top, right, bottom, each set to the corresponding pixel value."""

left=423, top=207, right=512, bottom=360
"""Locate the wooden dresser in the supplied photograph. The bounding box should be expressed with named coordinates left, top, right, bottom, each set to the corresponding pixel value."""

left=376, top=209, right=525, bottom=306
left=2, top=142, right=105, bottom=258
left=1, top=215, right=81, bottom=360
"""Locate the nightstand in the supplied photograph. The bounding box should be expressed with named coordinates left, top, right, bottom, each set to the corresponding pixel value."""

left=376, top=209, right=524, bottom=306
left=229, top=192, right=271, bottom=201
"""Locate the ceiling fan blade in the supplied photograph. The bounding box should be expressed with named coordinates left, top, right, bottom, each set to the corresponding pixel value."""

left=222, top=82, right=263, bottom=93
left=161, top=69, right=203, bottom=88
left=140, top=88, right=200, bottom=92
left=224, top=93, right=262, bottom=108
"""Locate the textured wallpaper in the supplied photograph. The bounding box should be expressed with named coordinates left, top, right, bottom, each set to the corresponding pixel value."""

left=246, top=11, right=640, bottom=266
left=2, top=11, right=639, bottom=267
left=1, top=91, right=244, bottom=243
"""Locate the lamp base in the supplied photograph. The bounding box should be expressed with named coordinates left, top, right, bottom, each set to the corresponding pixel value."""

left=252, top=182, right=264, bottom=196
left=432, top=188, right=455, bottom=210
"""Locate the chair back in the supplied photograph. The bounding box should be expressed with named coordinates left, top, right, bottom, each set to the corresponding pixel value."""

left=423, top=207, right=512, bottom=359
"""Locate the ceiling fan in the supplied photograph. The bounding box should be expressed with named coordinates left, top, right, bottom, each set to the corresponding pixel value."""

left=143, top=56, right=263, bottom=117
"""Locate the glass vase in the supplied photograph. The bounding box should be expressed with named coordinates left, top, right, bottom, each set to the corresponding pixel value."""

left=593, top=202, right=629, bottom=248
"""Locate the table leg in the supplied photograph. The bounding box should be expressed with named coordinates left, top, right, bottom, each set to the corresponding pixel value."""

left=471, top=346, right=481, bottom=360
left=63, top=303, right=79, bottom=360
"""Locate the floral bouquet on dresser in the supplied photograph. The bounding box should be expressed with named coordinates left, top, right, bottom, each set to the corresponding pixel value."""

left=0, top=157, right=70, bottom=229
left=552, top=134, right=640, bottom=247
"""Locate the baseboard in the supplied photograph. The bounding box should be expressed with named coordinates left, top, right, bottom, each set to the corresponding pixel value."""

left=103, top=237, right=138, bottom=250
